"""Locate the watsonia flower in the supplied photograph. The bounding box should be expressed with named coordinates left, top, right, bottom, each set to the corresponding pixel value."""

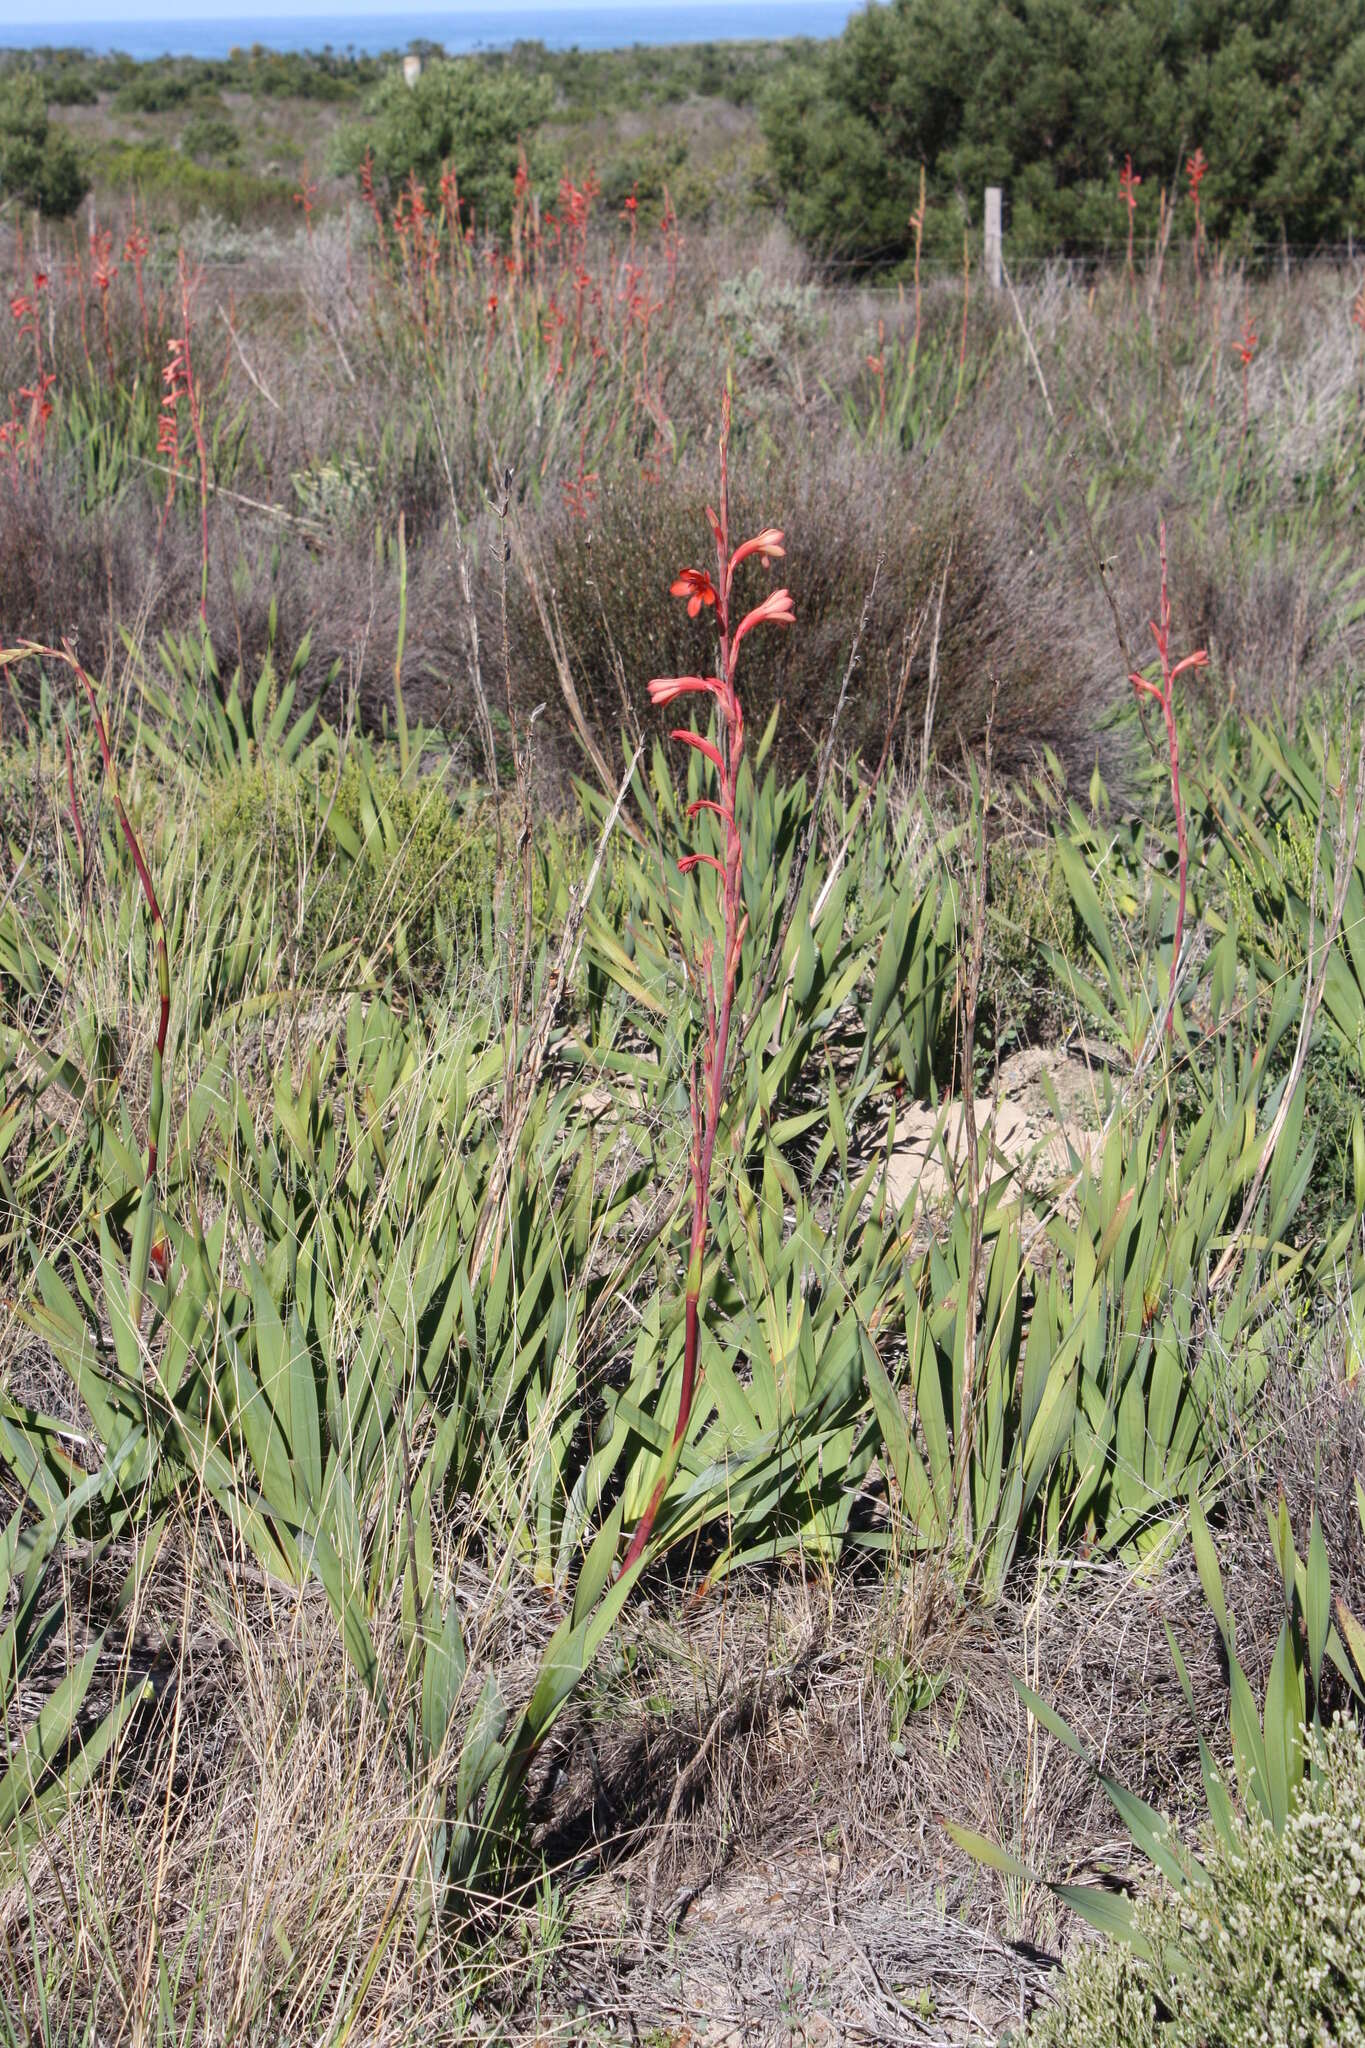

left=622, top=390, right=794, bottom=1573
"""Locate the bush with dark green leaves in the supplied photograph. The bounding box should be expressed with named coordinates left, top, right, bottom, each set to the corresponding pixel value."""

left=114, top=66, right=197, bottom=114
left=762, top=0, right=1365, bottom=268
left=332, top=57, right=554, bottom=232
left=0, top=69, right=88, bottom=218
left=1021, top=1720, right=1365, bottom=2048
left=180, top=112, right=241, bottom=165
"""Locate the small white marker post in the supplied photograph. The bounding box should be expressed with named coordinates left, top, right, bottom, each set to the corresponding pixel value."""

left=984, top=186, right=1003, bottom=290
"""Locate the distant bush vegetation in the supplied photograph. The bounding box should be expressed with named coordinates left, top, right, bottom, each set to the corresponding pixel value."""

left=0, top=67, right=87, bottom=216
left=762, top=0, right=1365, bottom=267
left=87, top=140, right=293, bottom=223
left=331, top=58, right=556, bottom=229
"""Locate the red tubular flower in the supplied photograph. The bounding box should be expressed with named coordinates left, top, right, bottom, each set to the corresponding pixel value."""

left=670, top=568, right=717, bottom=617
left=726, top=527, right=784, bottom=585
left=670, top=727, right=725, bottom=773
left=647, top=674, right=724, bottom=706
left=731, top=587, right=795, bottom=665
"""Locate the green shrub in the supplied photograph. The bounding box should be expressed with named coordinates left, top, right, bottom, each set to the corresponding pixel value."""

left=1021, top=1720, right=1365, bottom=2048
left=332, top=57, right=554, bottom=231
left=597, top=135, right=687, bottom=218
left=180, top=112, right=241, bottom=165
left=0, top=69, right=88, bottom=217
left=114, top=66, right=195, bottom=114
left=206, top=745, right=534, bottom=978
left=713, top=268, right=822, bottom=374
left=762, top=0, right=1365, bottom=268
left=87, top=140, right=293, bottom=225
left=327, top=753, right=497, bottom=970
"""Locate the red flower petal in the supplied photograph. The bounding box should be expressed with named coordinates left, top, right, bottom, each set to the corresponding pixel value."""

left=647, top=675, right=722, bottom=706
left=670, top=728, right=725, bottom=774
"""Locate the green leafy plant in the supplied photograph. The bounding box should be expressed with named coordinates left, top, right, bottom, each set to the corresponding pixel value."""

left=1017, top=1719, right=1365, bottom=2048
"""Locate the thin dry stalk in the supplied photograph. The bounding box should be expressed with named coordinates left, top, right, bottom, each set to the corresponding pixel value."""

left=216, top=303, right=281, bottom=412
left=919, top=545, right=953, bottom=785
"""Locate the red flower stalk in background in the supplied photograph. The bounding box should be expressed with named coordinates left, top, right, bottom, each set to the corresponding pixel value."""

left=867, top=317, right=887, bottom=433
left=1186, top=148, right=1208, bottom=289
left=1119, top=155, right=1142, bottom=296
left=90, top=225, right=118, bottom=377
left=622, top=391, right=793, bottom=1573
left=909, top=165, right=926, bottom=355
left=1235, top=315, right=1257, bottom=440
left=1129, top=522, right=1208, bottom=1041
left=156, top=333, right=186, bottom=541
left=18, top=370, right=56, bottom=472
left=156, top=255, right=210, bottom=617
left=293, top=167, right=318, bottom=242
left=123, top=210, right=151, bottom=356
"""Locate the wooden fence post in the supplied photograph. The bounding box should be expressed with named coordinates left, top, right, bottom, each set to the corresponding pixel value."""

left=984, top=187, right=1003, bottom=290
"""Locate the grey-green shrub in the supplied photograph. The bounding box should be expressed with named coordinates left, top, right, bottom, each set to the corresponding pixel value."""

left=1021, top=1720, right=1365, bottom=2048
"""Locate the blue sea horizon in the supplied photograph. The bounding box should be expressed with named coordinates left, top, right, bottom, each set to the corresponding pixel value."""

left=1, top=5, right=855, bottom=60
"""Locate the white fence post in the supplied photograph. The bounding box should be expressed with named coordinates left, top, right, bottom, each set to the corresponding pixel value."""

left=984, top=187, right=1003, bottom=290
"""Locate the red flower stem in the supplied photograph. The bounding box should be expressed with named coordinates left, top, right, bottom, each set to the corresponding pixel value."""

left=622, top=400, right=745, bottom=1574
left=1161, top=685, right=1186, bottom=1042
left=1130, top=525, right=1203, bottom=1043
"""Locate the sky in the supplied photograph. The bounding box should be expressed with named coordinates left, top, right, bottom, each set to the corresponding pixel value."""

left=2, top=0, right=695, bottom=14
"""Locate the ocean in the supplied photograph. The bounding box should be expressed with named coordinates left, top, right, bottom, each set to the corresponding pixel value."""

left=0, top=5, right=857, bottom=59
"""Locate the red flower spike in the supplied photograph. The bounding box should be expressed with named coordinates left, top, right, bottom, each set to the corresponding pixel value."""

left=670, top=569, right=717, bottom=617
left=624, top=388, right=794, bottom=1579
